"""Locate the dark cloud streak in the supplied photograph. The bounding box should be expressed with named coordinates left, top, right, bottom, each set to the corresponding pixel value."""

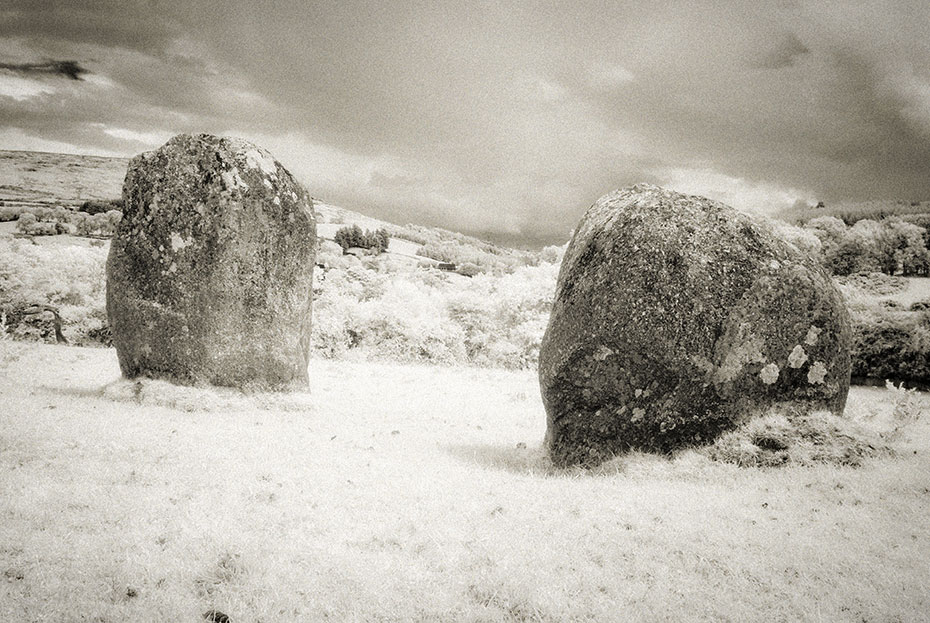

left=0, top=59, right=88, bottom=79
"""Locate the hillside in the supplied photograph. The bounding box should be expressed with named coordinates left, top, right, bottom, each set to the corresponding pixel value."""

left=0, top=149, right=538, bottom=270
left=0, top=150, right=126, bottom=209
left=774, top=198, right=930, bottom=225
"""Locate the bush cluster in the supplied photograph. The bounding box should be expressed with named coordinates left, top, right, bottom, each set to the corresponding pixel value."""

left=0, top=206, right=22, bottom=222
left=849, top=310, right=930, bottom=386
left=415, top=241, right=525, bottom=274
left=0, top=238, right=109, bottom=345
left=803, top=216, right=929, bottom=276
left=311, top=254, right=559, bottom=368
left=836, top=273, right=930, bottom=387
left=0, top=232, right=563, bottom=369
left=775, top=199, right=930, bottom=227
left=12, top=207, right=121, bottom=237
left=333, top=225, right=389, bottom=253
left=387, top=222, right=538, bottom=274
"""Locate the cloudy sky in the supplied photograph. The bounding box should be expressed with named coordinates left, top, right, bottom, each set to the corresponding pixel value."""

left=2, top=0, right=930, bottom=246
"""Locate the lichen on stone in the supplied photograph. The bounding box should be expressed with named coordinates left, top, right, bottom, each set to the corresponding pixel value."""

left=169, top=232, right=191, bottom=252
left=760, top=362, right=780, bottom=385
left=220, top=169, right=249, bottom=191
left=808, top=361, right=827, bottom=384
left=243, top=148, right=278, bottom=177
left=804, top=326, right=821, bottom=346
left=716, top=335, right=766, bottom=383
left=787, top=345, right=808, bottom=369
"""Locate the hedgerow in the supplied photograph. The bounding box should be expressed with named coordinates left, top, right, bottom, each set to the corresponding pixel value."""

left=800, top=216, right=930, bottom=276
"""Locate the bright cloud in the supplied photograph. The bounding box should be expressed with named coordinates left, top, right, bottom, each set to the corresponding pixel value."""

left=101, top=126, right=174, bottom=146
left=0, top=73, right=55, bottom=100
left=659, top=166, right=814, bottom=215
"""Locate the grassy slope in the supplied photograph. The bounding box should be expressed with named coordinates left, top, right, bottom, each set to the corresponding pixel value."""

left=0, top=149, right=527, bottom=260
left=773, top=198, right=930, bottom=225
left=2, top=342, right=929, bottom=622
left=0, top=150, right=126, bottom=208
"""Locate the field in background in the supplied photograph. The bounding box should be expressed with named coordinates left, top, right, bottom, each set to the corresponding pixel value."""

left=774, top=198, right=930, bottom=226
left=0, top=150, right=125, bottom=211
left=2, top=342, right=929, bottom=622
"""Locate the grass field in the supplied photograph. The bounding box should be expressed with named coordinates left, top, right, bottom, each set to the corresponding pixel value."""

left=2, top=342, right=929, bottom=622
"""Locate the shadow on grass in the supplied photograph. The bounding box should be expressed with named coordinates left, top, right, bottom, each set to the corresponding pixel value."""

left=41, top=379, right=315, bottom=413
left=40, top=384, right=107, bottom=400
left=445, top=442, right=554, bottom=476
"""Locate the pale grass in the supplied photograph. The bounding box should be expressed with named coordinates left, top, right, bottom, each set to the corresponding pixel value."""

left=2, top=344, right=929, bottom=622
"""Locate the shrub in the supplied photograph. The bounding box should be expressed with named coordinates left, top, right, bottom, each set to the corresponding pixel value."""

left=0, top=206, right=21, bottom=222
left=538, top=244, right=566, bottom=265
left=457, top=262, right=482, bottom=277
left=79, top=198, right=123, bottom=215
left=26, top=222, right=59, bottom=236
left=73, top=210, right=121, bottom=237
left=0, top=238, right=109, bottom=345
left=805, top=215, right=930, bottom=276
left=849, top=309, right=930, bottom=386
left=902, top=214, right=930, bottom=247
left=805, top=216, right=847, bottom=257
left=333, top=225, right=389, bottom=253
left=16, top=212, right=37, bottom=233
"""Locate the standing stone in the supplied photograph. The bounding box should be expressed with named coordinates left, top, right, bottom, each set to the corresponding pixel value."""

left=106, top=134, right=316, bottom=389
left=539, top=184, right=851, bottom=466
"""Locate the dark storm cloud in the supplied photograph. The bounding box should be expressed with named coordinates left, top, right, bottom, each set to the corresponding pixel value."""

left=2, top=0, right=930, bottom=245
left=0, top=1, right=181, bottom=55
left=0, top=59, right=88, bottom=80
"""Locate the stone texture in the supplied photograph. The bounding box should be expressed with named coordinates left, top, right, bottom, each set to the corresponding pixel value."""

left=106, top=134, right=316, bottom=389
left=539, top=184, right=851, bottom=466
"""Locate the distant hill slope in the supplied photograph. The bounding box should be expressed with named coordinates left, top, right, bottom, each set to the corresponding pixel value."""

left=774, top=198, right=930, bottom=225
left=0, top=150, right=127, bottom=208
left=0, top=149, right=537, bottom=269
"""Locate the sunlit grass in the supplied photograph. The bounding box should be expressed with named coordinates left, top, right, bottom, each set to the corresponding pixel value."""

left=2, top=343, right=929, bottom=621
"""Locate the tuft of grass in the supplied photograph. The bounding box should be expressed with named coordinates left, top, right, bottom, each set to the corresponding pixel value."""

left=885, top=380, right=923, bottom=437
left=701, top=408, right=890, bottom=468
left=0, top=311, right=24, bottom=369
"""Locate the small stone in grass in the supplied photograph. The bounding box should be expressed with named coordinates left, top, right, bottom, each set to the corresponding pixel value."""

left=204, top=610, right=230, bottom=623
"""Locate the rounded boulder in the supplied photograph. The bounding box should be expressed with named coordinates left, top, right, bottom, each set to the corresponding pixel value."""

left=539, top=184, right=851, bottom=466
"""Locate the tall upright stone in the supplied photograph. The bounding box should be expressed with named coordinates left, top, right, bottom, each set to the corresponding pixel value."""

left=106, top=134, right=316, bottom=389
left=539, top=184, right=851, bottom=466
